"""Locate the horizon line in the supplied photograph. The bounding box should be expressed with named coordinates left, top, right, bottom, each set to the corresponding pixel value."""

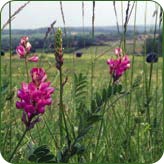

left=2, top=24, right=157, bottom=31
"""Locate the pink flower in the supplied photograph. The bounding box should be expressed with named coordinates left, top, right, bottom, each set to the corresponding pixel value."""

left=114, top=48, right=122, bottom=56
left=16, top=80, right=54, bottom=129
left=26, top=42, right=32, bottom=53
left=16, top=45, right=26, bottom=58
left=20, top=36, right=29, bottom=45
left=121, top=55, right=131, bottom=69
left=107, top=52, right=130, bottom=82
left=30, top=68, right=47, bottom=87
left=16, top=68, right=54, bottom=129
left=16, top=82, right=54, bottom=114
left=16, top=36, right=32, bottom=58
left=28, top=55, right=39, bottom=62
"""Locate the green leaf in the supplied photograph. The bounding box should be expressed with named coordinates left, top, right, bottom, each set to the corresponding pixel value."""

left=91, top=100, right=96, bottom=113
left=116, top=84, right=122, bottom=93
left=76, top=83, right=87, bottom=92
left=112, top=85, right=117, bottom=94
left=107, top=85, right=113, bottom=97
left=73, top=143, right=85, bottom=155
left=28, top=154, right=37, bottom=162
left=56, top=151, right=62, bottom=162
left=47, top=160, right=57, bottom=163
left=102, top=88, right=107, bottom=101
left=35, top=149, right=50, bottom=157
left=75, top=90, right=87, bottom=98
left=33, top=145, right=48, bottom=154
left=37, top=154, right=54, bottom=163
left=87, top=115, right=102, bottom=125
left=74, top=73, right=88, bottom=102
left=132, top=75, right=142, bottom=88
left=76, top=126, right=92, bottom=142
left=96, top=92, right=102, bottom=107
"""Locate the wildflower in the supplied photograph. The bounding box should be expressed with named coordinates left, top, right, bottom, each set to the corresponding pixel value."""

left=16, top=68, right=54, bottom=129
left=16, top=45, right=26, bottom=58
left=107, top=49, right=130, bottom=82
left=28, top=55, right=39, bottom=62
left=30, top=68, right=47, bottom=86
left=17, top=36, right=38, bottom=59
left=20, top=36, right=31, bottom=52
left=114, top=48, right=122, bottom=56
left=26, top=42, right=32, bottom=53
left=20, top=36, right=29, bottom=45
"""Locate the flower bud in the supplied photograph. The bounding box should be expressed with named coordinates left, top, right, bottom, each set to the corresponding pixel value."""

left=54, top=28, right=63, bottom=70
left=16, top=45, right=26, bottom=58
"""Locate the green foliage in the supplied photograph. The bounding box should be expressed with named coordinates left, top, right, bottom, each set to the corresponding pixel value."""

left=74, top=73, right=88, bottom=102
left=1, top=52, right=163, bottom=163
left=91, top=84, right=122, bottom=113
left=28, top=145, right=56, bottom=163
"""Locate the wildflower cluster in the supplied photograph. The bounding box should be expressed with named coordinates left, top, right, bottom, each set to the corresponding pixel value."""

left=16, top=68, right=54, bottom=129
left=107, top=48, right=130, bottom=82
left=16, top=36, right=39, bottom=62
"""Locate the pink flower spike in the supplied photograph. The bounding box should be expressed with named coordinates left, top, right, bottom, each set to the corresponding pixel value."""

left=16, top=68, right=54, bottom=129
left=28, top=55, right=39, bottom=62
left=107, top=52, right=130, bottom=82
left=114, top=48, right=122, bottom=56
left=16, top=45, right=26, bottom=58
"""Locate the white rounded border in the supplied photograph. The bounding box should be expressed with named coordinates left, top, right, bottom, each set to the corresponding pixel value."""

left=0, top=0, right=164, bottom=164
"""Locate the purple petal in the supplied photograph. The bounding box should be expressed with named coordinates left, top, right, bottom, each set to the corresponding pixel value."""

left=37, top=106, right=45, bottom=114
left=25, top=105, right=35, bottom=113
left=16, top=101, right=24, bottom=109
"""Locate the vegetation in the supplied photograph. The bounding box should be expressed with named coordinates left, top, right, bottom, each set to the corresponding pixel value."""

left=1, top=26, right=161, bottom=54
left=1, top=45, right=163, bottom=163
left=0, top=1, right=163, bottom=164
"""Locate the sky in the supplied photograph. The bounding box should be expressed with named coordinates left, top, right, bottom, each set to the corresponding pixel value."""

left=1, top=1, right=161, bottom=29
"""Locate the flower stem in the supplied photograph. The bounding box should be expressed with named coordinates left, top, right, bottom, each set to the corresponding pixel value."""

left=59, top=68, right=70, bottom=147
left=8, top=129, right=28, bottom=162
left=59, top=68, right=63, bottom=146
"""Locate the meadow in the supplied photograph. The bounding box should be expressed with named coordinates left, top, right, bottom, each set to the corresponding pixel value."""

left=1, top=43, right=163, bottom=163
left=0, top=1, right=163, bottom=163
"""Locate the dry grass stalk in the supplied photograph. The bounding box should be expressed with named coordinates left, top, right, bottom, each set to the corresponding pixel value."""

left=82, top=1, right=84, bottom=32
left=92, top=1, right=95, bottom=39
left=44, top=20, right=57, bottom=41
left=1, top=1, right=30, bottom=31
left=124, top=1, right=130, bottom=34
left=113, top=1, right=120, bottom=34
left=159, top=7, right=163, bottom=27
left=60, top=1, right=66, bottom=37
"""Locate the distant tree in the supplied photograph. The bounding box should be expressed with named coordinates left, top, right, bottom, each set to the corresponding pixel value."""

left=144, top=35, right=162, bottom=56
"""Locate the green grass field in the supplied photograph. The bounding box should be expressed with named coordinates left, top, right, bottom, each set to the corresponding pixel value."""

left=1, top=46, right=163, bottom=163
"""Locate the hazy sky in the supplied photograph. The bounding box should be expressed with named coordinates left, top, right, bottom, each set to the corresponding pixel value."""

left=1, top=1, right=160, bottom=29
